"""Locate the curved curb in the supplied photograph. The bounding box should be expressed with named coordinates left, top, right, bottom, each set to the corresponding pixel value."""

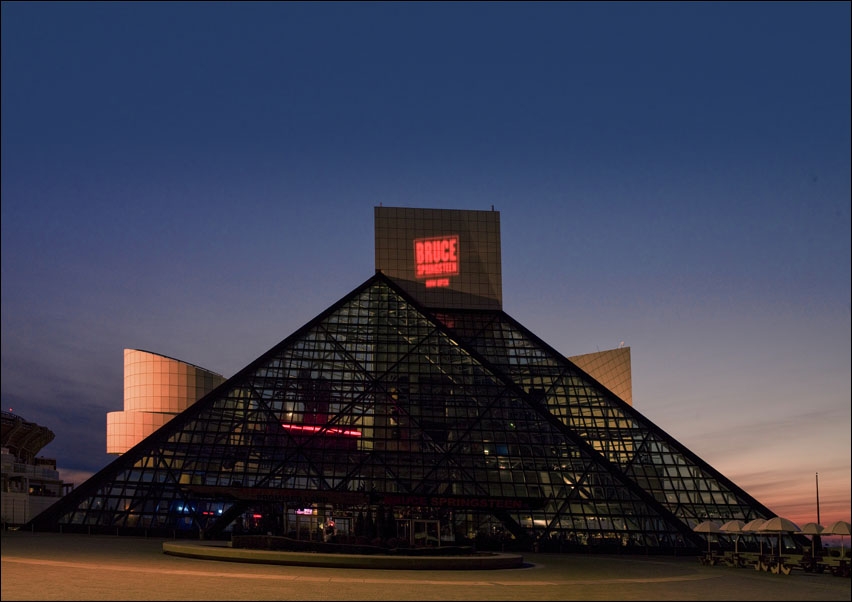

left=162, top=541, right=525, bottom=570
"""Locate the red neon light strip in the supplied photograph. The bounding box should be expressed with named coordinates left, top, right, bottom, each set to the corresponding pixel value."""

left=281, top=423, right=362, bottom=437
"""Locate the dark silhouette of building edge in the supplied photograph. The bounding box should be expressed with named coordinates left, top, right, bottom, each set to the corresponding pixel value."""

left=24, top=269, right=801, bottom=555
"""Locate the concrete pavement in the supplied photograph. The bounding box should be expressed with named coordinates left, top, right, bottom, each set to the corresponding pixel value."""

left=2, top=530, right=850, bottom=601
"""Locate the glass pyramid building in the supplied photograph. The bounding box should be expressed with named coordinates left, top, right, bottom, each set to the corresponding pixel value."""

left=26, top=207, right=793, bottom=554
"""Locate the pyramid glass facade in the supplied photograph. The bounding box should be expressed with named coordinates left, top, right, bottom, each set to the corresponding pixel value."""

left=28, top=272, right=787, bottom=554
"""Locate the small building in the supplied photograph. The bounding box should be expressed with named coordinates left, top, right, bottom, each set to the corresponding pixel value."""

left=1, top=410, right=72, bottom=526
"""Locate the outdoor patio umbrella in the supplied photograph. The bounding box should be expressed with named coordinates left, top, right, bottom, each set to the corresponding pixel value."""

left=742, top=518, right=767, bottom=555
left=759, top=516, right=800, bottom=559
left=719, top=519, right=746, bottom=555
left=693, top=520, right=722, bottom=556
left=742, top=518, right=766, bottom=531
left=823, top=520, right=852, bottom=559
left=796, top=522, right=824, bottom=557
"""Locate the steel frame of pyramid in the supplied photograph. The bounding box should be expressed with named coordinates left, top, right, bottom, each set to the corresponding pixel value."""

left=27, top=272, right=797, bottom=554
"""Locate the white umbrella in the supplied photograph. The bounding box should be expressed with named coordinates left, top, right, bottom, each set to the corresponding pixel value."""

left=759, top=517, right=800, bottom=559
left=719, top=519, right=746, bottom=555
left=742, top=518, right=766, bottom=531
left=796, top=522, right=824, bottom=557
left=824, top=520, right=851, bottom=534
left=693, top=520, right=722, bottom=556
left=742, top=518, right=767, bottom=555
left=720, top=519, right=746, bottom=531
left=797, top=522, right=825, bottom=534
left=761, top=516, right=801, bottom=533
left=694, top=519, right=722, bottom=532
left=824, top=520, right=852, bottom=559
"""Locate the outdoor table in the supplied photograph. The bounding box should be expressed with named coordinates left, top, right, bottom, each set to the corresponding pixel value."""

left=827, top=558, right=850, bottom=578
left=723, top=552, right=749, bottom=568
left=698, top=552, right=727, bottom=566
left=798, top=551, right=827, bottom=573
left=754, top=553, right=772, bottom=571
left=766, top=554, right=793, bottom=575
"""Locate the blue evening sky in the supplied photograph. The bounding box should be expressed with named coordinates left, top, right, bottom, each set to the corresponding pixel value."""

left=2, top=2, right=849, bottom=528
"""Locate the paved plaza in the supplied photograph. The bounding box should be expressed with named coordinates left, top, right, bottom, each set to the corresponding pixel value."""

left=2, top=530, right=850, bottom=601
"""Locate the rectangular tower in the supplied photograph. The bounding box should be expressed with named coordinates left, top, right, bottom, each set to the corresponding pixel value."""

left=374, top=206, right=502, bottom=310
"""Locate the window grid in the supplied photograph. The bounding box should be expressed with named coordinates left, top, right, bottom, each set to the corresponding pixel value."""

left=31, top=274, right=777, bottom=554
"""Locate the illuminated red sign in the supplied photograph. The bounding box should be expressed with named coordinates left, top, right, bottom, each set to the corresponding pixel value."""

left=281, top=423, right=362, bottom=437
left=414, top=235, right=459, bottom=286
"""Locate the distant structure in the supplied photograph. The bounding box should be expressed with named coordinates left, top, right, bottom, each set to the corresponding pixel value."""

left=568, top=347, right=632, bottom=406
left=106, top=349, right=226, bottom=455
left=1, top=410, right=72, bottom=525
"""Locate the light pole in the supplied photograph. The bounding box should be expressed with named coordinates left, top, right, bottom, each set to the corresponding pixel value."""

left=816, top=472, right=821, bottom=524
left=815, top=472, right=823, bottom=556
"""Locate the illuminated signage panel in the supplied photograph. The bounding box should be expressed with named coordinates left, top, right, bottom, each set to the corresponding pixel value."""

left=375, top=206, right=502, bottom=309
left=414, top=235, right=459, bottom=288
